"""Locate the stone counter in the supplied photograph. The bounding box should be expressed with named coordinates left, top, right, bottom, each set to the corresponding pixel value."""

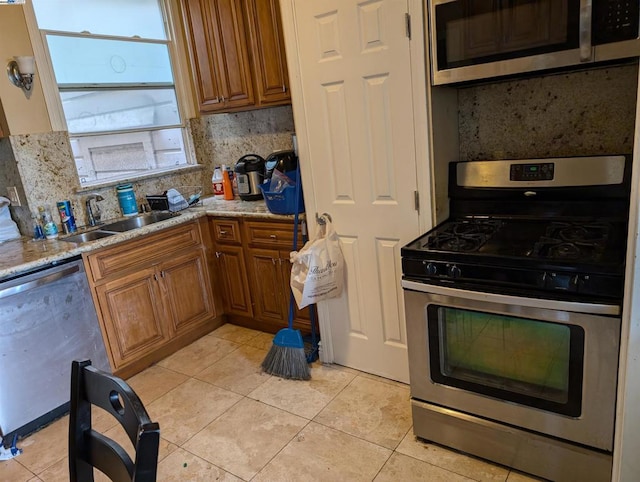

left=0, top=197, right=299, bottom=280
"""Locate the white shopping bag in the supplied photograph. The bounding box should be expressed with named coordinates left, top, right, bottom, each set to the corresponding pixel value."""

left=290, top=216, right=344, bottom=309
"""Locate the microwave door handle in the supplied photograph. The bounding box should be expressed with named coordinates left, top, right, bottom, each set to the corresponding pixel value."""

left=579, top=0, right=593, bottom=62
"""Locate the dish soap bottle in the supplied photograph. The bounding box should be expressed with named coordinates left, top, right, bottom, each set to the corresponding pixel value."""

left=31, top=212, right=44, bottom=240
left=212, top=166, right=224, bottom=199
left=39, top=206, right=59, bottom=239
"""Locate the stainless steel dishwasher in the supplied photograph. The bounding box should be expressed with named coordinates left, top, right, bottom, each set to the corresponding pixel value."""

left=0, top=256, right=109, bottom=445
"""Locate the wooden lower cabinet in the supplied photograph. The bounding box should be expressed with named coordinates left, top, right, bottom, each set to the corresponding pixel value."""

left=85, top=219, right=221, bottom=378
left=95, top=267, right=169, bottom=368
left=247, top=247, right=288, bottom=325
left=215, top=244, right=254, bottom=317
left=162, top=249, right=216, bottom=335
left=211, top=216, right=316, bottom=335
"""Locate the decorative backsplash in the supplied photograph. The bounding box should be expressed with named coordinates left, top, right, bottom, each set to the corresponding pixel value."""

left=191, top=104, right=295, bottom=189
left=1, top=105, right=296, bottom=236
left=458, top=63, right=638, bottom=161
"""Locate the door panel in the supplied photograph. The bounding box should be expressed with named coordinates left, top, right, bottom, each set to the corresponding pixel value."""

left=217, top=245, right=254, bottom=317
left=289, top=0, right=419, bottom=382
left=162, top=249, right=215, bottom=335
left=248, top=247, right=287, bottom=324
left=96, top=268, right=168, bottom=368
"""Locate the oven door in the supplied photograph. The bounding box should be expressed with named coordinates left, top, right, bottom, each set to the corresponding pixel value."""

left=402, top=280, right=620, bottom=451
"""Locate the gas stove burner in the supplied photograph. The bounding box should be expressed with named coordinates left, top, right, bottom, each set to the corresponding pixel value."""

left=423, top=219, right=504, bottom=253
left=437, top=235, right=483, bottom=252
left=531, top=222, right=611, bottom=261
left=548, top=242, right=581, bottom=260
left=453, top=219, right=503, bottom=236
left=548, top=222, right=610, bottom=244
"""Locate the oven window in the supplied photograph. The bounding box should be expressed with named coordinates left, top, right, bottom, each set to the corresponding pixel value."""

left=434, top=0, right=580, bottom=70
left=428, top=306, right=584, bottom=417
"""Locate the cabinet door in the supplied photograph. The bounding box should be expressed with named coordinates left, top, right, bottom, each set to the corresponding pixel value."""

left=184, top=0, right=254, bottom=112
left=279, top=249, right=317, bottom=333
left=247, top=247, right=288, bottom=324
left=215, top=244, right=254, bottom=317
left=161, top=248, right=216, bottom=336
left=183, top=0, right=226, bottom=111
left=244, top=0, right=290, bottom=106
left=96, top=267, right=169, bottom=369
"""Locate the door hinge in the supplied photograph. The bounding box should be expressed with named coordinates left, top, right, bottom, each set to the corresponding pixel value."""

left=414, top=190, right=420, bottom=212
left=405, top=13, right=411, bottom=40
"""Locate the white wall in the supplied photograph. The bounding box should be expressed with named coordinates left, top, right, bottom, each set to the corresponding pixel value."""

left=0, top=4, right=51, bottom=135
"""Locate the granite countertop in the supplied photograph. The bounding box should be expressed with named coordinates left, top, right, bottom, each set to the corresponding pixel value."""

left=0, top=196, right=301, bottom=281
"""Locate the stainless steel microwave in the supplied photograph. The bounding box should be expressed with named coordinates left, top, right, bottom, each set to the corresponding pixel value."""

left=429, top=0, right=640, bottom=85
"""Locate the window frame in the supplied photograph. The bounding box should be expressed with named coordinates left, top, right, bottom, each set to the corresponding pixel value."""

left=23, top=0, right=198, bottom=188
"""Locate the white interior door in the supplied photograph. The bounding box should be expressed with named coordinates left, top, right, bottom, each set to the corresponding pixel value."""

left=282, top=0, right=425, bottom=382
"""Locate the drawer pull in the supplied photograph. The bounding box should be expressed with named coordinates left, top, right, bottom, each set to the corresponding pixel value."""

left=269, top=234, right=277, bottom=239
left=219, top=230, right=228, bottom=235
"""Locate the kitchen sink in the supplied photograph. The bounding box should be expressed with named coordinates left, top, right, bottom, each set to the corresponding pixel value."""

left=100, top=212, right=179, bottom=233
left=60, top=212, right=180, bottom=243
left=61, top=230, right=116, bottom=243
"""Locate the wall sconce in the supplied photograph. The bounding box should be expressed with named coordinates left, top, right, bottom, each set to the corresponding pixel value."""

left=7, top=56, right=35, bottom=93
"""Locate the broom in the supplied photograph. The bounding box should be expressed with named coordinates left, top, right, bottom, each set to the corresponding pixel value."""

left=261, top=166, right=310, bottom=380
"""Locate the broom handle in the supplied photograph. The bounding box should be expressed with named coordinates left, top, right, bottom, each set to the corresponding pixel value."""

left=287, top=166, right=302, bottom=330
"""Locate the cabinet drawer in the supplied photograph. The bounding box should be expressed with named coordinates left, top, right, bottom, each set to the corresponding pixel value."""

left=87, top=222, right=202, bottom=282
left=245, top=220, right=301, bottom=248
left=212, top=218, right=242, bottom=244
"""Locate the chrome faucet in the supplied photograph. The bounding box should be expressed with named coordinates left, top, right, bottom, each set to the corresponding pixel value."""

left=85, top=194, right=104, bottom=227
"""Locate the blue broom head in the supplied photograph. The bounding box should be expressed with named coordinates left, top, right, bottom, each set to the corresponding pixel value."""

left=273, top=328, right=305, bottom=348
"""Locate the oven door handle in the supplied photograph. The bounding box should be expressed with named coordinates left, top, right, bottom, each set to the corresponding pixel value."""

left=401, top=280, right=620, bottom=316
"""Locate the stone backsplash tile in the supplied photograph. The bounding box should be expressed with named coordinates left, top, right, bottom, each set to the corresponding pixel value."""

left=4, top=105, right=296, bottom=235
left=6, top=132, right=205, bottom=233
left=458, top=64, right=638, bottom=161
left=191, top=105, right=296, bottom=194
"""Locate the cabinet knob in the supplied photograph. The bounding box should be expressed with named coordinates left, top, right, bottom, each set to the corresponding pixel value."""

left=272, top=258, right=277, bottom=265
left=269, top=234, right=277, bottom=239
left=219, top=230, right=228, bottom=236
left=215, top=251, right=222, bottom=258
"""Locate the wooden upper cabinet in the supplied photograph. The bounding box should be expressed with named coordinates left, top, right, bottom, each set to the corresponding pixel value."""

left=244, top=0, right=290, bottom=105
left=182, top=0, right=290, bottom=113
left=184, top=0, right=254, bottom=112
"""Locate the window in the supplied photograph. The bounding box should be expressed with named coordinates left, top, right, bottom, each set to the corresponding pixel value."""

left=32, top=0, right=192, bottom=187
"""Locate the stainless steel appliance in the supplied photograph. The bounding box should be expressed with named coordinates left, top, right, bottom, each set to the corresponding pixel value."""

left=429, top=0, right=640, bottom=85
left=234, top=154, right=266, bottom=201
left=401, top=156, right=631, bottom=482
left=0, top=256, right=110, bottom=445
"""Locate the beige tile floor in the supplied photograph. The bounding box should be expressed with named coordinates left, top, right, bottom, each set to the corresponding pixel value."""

left=1, top=324, right=544, bottom=481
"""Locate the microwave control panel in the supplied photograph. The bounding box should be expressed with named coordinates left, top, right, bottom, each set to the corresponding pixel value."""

left=593, top=0, right=639, bottom=45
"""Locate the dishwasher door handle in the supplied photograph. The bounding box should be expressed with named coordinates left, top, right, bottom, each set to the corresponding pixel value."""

left=0, top=264, right=80, bottom=299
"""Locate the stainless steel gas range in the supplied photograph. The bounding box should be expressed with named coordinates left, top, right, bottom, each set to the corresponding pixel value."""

left=401, top=156, right=631, bottom=482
